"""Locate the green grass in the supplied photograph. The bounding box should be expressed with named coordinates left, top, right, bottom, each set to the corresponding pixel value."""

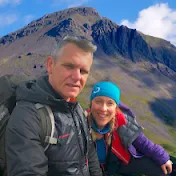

left=167, top=126, right=176, bottom=141
left=77, top=96, right=89, bottom=109
left=139, top=115, right=158, bottom=124
left=77, top=84, right=90, bottom=109
left=77, top=75, right=176, bottom=163
left=143, top=128, right=176, bottom=158
left=143, top=129, right=170, bottom=144
left=79, top=92, right=176, bottom=157
left=140, top=33, right=172, bottom=48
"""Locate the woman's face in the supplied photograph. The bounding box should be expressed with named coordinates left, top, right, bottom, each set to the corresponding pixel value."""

left=91, top=96, right=117, bottom=129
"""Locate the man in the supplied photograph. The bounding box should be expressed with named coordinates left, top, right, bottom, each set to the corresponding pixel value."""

left=5, top=36, right=102, bottom=176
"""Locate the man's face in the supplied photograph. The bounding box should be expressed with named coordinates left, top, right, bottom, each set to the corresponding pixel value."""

left=46, top=43, right=93, bottom=101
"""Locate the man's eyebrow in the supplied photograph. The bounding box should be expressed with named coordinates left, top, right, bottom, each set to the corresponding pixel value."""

left=61, top=63, right=75, bottom=66
left=61, top=63, right=89, bottom=73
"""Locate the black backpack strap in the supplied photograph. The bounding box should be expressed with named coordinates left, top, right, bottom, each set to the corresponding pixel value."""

left=35, top=103, right=58, bottom=151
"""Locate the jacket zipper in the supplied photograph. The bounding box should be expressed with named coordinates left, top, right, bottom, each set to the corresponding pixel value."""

left=70, top=109, right=84, bottom=175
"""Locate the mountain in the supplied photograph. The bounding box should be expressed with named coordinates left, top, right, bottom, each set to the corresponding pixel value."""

left=0, top=6, right=176, bottom=158
left=0, top=7, right=176, bottom=80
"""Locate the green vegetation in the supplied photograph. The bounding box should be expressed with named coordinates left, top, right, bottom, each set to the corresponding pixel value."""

left=0, top=58, right=9, bottom=66
left=140, top=33, right=172, bottom=48
left=139, top=115, right=158, bottom=124
left=78, top=87, right=176, bottom=160
left=77, top=84, right=90, bottom=109
left=77, top=66, right=176, bottom=170
left=142, top=35, right=163, bottom=46
left=142, top=128, right=176, bottom=158
left=77, top=96, right=89, bottom=109
left=168, top=126, right=176, bottom=141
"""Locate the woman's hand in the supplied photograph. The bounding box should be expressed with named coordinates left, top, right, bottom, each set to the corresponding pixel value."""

left=161, top=160, right=173, bottom=174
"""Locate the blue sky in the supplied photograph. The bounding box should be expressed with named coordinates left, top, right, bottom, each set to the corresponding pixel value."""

left=0, top=0, right=176, bottom=45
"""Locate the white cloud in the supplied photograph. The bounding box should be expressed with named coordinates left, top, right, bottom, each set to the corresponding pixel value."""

left=52, top=0, right=90, bottom=8
left=121, top=3, right=176, bottom=45
left=0, top=13, right=17, bottom=27
left=0, top=0, right=21, bottom=6
left=0, top=0, right=8, bottom=6
left=24, top=15, right=35, bottom=25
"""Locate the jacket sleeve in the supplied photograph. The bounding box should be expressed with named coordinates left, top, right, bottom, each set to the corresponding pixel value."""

left=132, top=132, right=170, bottom=165
left=5, top=102, right=48, bottom=176
left=88, top=136, right=103, bottom=176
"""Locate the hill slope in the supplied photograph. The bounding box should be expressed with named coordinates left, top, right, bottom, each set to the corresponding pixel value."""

left=0, top=6, right=176, bottom=157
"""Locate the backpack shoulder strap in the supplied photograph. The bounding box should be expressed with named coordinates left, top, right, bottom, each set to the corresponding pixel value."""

left=35, top=103, right=57, bottom=151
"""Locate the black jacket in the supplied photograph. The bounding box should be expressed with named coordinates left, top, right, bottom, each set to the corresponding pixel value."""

left=6, top=75, right=102, bottom=176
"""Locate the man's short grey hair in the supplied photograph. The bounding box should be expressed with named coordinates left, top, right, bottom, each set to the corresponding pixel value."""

left=51, top=36, right=97, bottom=59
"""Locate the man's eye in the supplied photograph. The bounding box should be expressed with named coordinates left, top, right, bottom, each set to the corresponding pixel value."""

left=64, top=64, right=74, bottom=69
left=80, top=69, right=88, bottom=74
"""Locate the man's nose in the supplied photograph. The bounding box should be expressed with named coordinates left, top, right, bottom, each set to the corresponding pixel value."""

left=72, top=69, right=81, bottom=80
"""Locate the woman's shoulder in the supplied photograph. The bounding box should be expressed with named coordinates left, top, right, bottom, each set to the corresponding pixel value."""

left=115, top=108, right=127, bottom=128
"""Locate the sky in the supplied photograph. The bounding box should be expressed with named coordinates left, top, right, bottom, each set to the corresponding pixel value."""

left=0, top=0, right=176, bottom=45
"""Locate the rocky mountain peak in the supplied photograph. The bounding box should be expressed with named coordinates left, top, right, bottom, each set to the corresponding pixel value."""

left=65, top=6, right=100, bottom=17
left=0, top=6, right=176, bottom=81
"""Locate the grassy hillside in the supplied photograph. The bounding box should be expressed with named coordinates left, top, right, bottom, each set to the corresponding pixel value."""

left=77, top=57, right=176, bottom=159
left=1, top=53, right=176, bottom=164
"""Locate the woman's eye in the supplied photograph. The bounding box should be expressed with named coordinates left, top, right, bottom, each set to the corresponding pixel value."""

left=95, top=100, right=101, bottom=104
left=107, top=102, right=114, bottom=106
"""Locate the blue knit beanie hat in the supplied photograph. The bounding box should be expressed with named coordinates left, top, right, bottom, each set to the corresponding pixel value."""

left=90, top=81, right=120, bottom=105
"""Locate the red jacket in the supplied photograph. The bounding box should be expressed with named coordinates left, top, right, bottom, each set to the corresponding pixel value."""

left=111, top=108, right=131, bottom=164
left=87, top=108, right=131, bottom=165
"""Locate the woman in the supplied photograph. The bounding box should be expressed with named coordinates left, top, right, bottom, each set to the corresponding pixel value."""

left=87, top=81, right=173, bottom=176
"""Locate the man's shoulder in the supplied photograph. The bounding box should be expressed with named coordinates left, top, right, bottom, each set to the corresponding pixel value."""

left=11, top=101, right=40, bottom=122
left=16, top=100, right=37, bottom=110
left=6, top=101, right=42, bottom=134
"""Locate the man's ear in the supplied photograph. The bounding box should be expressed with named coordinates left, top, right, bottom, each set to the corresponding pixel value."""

left=46, top=56, right=54, bottom=74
